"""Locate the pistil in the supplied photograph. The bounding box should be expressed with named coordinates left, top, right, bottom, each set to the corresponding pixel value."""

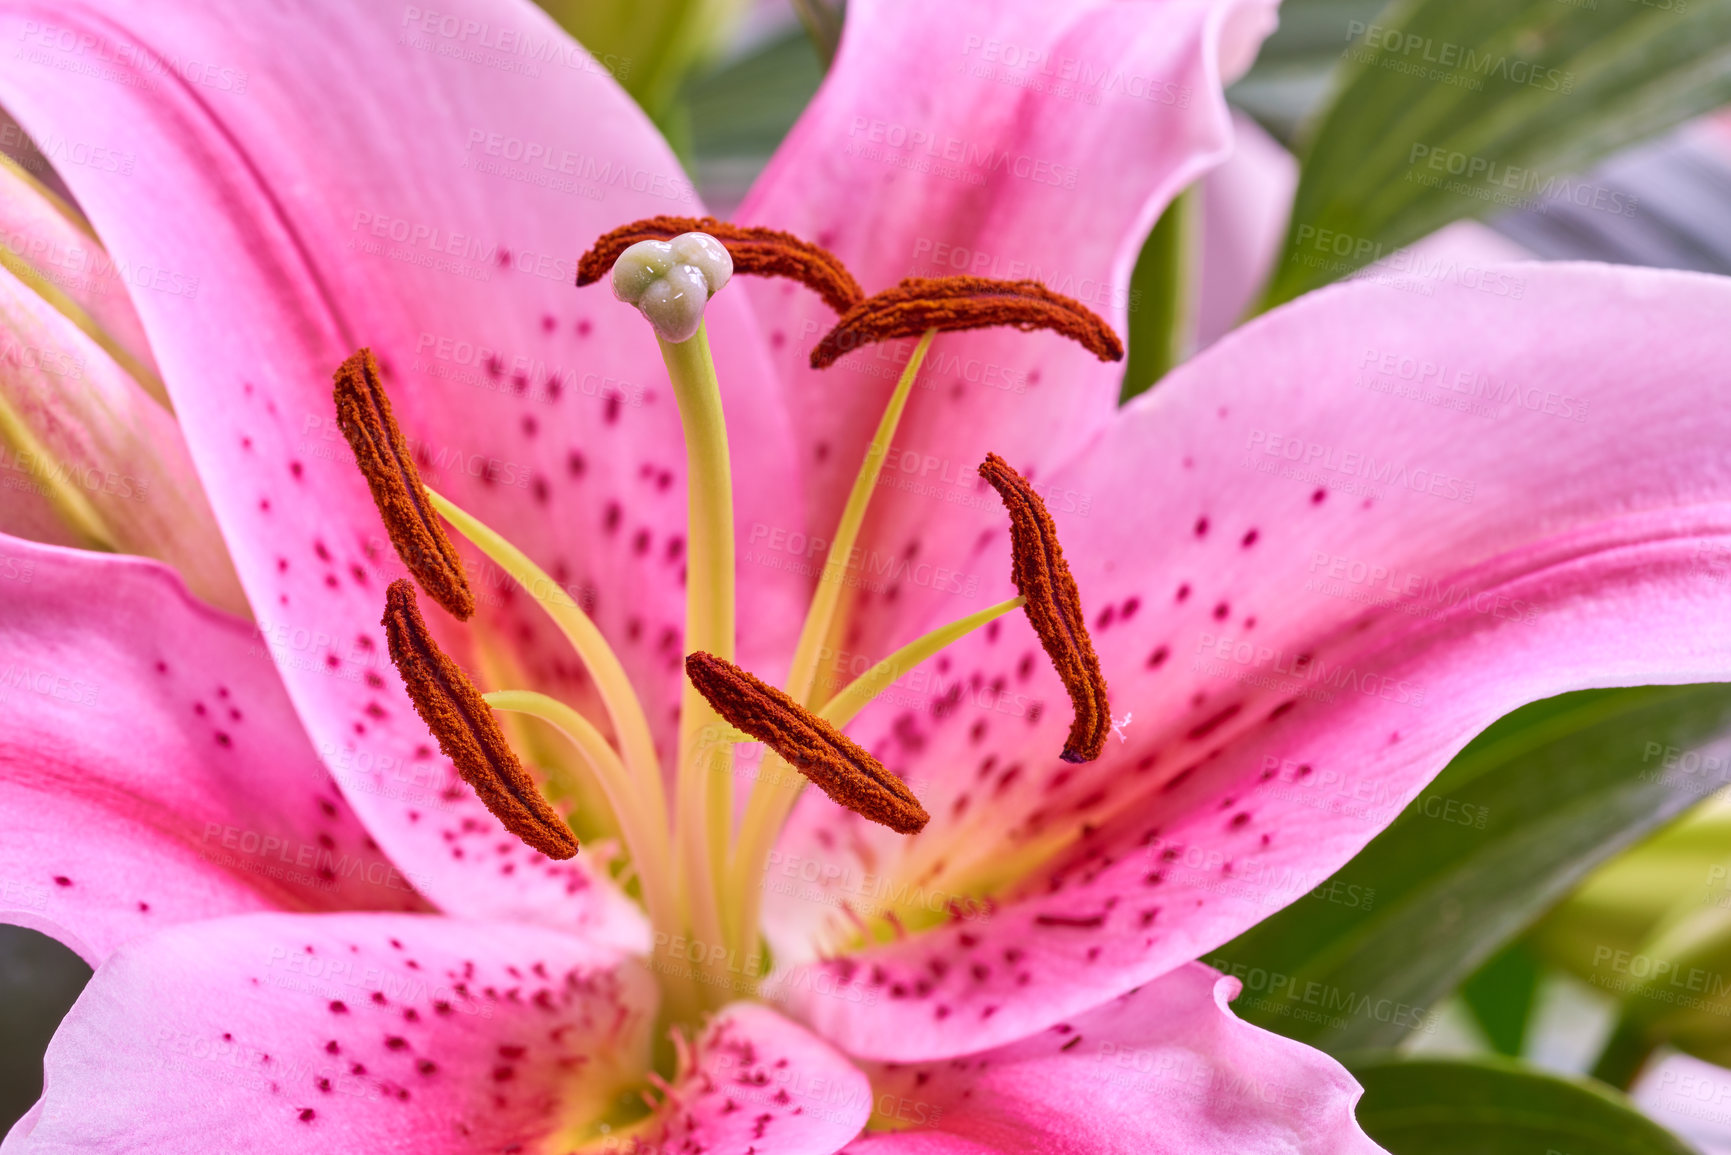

left=579, top=215, right=863, bottom=314
left=656, top=319, right=738, bottom=989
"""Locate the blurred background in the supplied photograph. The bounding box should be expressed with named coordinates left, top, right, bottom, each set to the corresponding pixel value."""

left=9, top=0, right=1731, bottom=1147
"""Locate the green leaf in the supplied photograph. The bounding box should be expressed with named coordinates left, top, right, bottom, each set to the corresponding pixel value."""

left=1119, top=185, right=1199, bottom=403
left=1260, top=0, right=1731, bottom=307
left=788, top=0, right=844, bottom=69
left=1348, top=1053, right=1698, bottom=1155
left=1460, top=941, right=1542, bottom=1057
left=1207, top=685, right=1731, bottom=1052
left=539, top=0, right=751, bottom=125
left=1227, top=0, right=1394, bottom=146
left=685, top=30, right=825, bottom=160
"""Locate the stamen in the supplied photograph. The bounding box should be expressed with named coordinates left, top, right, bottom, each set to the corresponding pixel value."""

left=978, top=453, right=1111, bottom=763
left=578, top=215, right=863, bottom=314
left=810, top=277, right=1124, bottom=369
left=684, top=652, right=929, bottom=835
left=334, top=349, right=475, bottom=620
left=382, top=579, right=578, bottom=859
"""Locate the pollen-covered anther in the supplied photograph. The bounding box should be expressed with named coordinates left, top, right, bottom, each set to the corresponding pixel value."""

left=810, top=276, right=1125, bottom=369
left=578, top=215, right=863, bottom=314
left=383, top=580, right=579, bottom=860
left=979, top=453, right=1111, bottom=763
left=334, top=348, right=475, bottom=620
left=684, top=652, right=929, bottom=835
left=608, top=231, right=733, bottom=343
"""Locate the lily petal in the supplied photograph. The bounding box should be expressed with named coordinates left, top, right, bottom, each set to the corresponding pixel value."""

left=1195, top=112, right=1294, bottom=350
left=0, top=535, right=425, bottom=965
left=846, top=963, right=1381, bottom=1155
left=739, top=0, right=1277, bottom=657
left=0, top=0, right=802, bottom=919
left=770, top=263, right=1731, bottom=1060
left=2, top=912, right=656, bottom=1153
left=0, top=152, right=163, bottom=396
left=0, top=260, right=246, bottom=614
left=626, top=1003, right=871, bottom=1155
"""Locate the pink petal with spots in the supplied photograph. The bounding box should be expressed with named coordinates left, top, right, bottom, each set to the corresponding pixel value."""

left=0, top=260, right=245, bottom=614
left=0, top=536, right=428, bottom=964
left=0, top=0, right=804, bottom=920
left=628, top=1002, right=870, bottom=1155
left=2, top=912, right=656, bottom=1153
left=738, top=0, right=1277, bottom=660
left=767, top=263, right=1731, bottom=1060
left=846, top=963, right=1382, bottom=1155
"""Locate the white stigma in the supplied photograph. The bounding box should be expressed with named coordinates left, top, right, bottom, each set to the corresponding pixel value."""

left=611, top=232, right=734, bottom=344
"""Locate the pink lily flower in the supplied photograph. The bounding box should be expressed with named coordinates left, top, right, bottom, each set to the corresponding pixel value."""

left=1, top=0, right=1729, bottom=1151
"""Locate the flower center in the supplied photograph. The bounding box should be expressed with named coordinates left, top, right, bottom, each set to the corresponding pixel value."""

left=335, top=223, right=1124, bottom=1044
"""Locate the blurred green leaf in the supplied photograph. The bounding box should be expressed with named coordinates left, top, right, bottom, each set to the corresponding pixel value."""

left=1210, top=685, right=1731, bottom=1053
left=1526, top=767, right=1731, bottom=1076
left=0, top=926, right=89, bottom=1132
left=1461, top=941, right=1542, bottom=1057
left=1227, top=0, right=1393, bottom=146
left=1529, top=795, right=1731, bottom=996
left=789, top=0, right=844, bottom=69
left=1260, top=0, right=1731, bottom=307
left=539, top=0, right=751, bottom=128
left=685, top=30, right=826, bottom=164
left=1347, top=1053, right=1698, bottom=1155
left=1119, top=185, right=1198, bottom=403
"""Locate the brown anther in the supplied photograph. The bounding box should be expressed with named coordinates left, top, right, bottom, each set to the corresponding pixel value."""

left=383, top=580, right=578, bottom=860
left=810, top=276, right=1124, bottom=369
left=684, top=652, right=929, bottom=835
left=577, top=215, right=863, bottom=314
left=334, top=349, right=475, bottom=620
left=978, top=453, right=1110, bottom=764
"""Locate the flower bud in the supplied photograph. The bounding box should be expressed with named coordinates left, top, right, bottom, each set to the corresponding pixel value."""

left=610, top=231, right=732, bottom=343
